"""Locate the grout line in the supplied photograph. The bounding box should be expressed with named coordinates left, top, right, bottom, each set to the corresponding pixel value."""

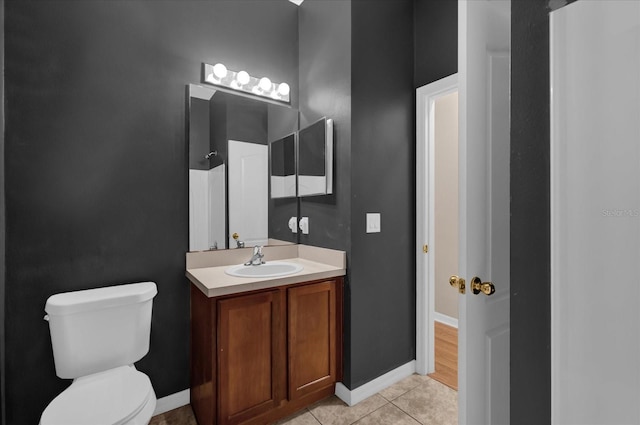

left=302, top=377, right=457, bottom=425
left=390, top=400, right=425, bottom=425
left=349, top=401, right=390, bottom=425
left=390, top=379, right=458, bottom=425
left=305, top=407, right=322, bottom=425
left=379, top=379, right=424, bottom=402
left=306, top=405, right=323, bottom=425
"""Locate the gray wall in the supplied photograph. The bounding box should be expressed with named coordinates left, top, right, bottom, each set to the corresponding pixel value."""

left=349, top=0, right=416, bottom=388
left=3, top=2, right=297, bottom=424
left=414, top=0, right=458, bottom=88
left=298, top=0, right=352, bottom=252
left=297, top=0, right=426, bottom=390
left=0, top=1, right=5, bottom=422
left=511, top=1, right=551, bottom=420
left=296, top=0, right=457, bottom=393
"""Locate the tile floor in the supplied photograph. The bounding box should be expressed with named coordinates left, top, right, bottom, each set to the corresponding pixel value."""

left=150, top=374, right=457, bottom=425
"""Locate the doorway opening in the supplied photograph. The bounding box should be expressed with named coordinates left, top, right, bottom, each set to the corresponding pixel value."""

left=428, top=90, right=459, bottom=391
left=415, top=74, right=459, bottom=391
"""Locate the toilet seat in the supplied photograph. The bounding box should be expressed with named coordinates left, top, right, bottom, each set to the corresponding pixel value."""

left=40, top=365, right=155, bottom=425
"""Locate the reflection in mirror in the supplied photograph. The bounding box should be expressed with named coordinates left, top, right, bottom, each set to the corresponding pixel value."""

left=270, top=133, right=297, bottom=198
left=298, top=117, right=334, bottom=196
left=187, top=84, right=298, bottom=251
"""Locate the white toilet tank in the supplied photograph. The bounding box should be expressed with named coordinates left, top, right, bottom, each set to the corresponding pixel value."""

left=45, top=281, right=158, bottom=379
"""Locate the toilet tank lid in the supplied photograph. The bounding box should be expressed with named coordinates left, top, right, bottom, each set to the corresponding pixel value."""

left=45, top=282, right=157, bottom=316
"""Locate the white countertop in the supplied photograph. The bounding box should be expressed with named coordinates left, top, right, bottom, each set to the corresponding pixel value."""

left=186, top=245, right=346, bottom=298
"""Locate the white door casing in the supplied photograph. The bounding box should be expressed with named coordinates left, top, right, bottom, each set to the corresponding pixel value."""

left=416, top=74, right=459, bottom=377
left=551, top=2, right=640, bottom=423
left=459, top=1, right=510, bottom=424
left=228, top=140, right=269, bottom=248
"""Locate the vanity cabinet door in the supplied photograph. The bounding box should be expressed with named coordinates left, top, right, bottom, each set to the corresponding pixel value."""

left=217, top=290, right=285, bottom=425
left=287, top=280, right=337, bottom=400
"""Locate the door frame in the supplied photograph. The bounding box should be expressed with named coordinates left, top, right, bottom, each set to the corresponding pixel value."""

left=416, top=73, right=459, bottom=376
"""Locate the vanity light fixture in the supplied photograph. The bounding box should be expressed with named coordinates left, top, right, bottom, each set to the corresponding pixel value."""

left=203, top=62, right=291, bottom=104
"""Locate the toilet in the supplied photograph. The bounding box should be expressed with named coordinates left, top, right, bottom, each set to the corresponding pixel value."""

left=40, top=281, right=158, bottom=425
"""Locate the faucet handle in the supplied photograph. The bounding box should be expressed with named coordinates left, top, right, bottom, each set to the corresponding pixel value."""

left=232, top=232, right=245, bottom=248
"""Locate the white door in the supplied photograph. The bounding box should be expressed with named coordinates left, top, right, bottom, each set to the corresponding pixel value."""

left=458, top=1, right=510, bottom=424
left=228, top=140, right=268, bottom=248
left=551, top=2, right=640, bottom=424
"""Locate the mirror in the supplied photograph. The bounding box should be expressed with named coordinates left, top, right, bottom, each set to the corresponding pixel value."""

left=270, top=133, right=297, bottom=198
left=187, top=84, right=298, bottom=251
left=298, top=117, right=333, bottom=196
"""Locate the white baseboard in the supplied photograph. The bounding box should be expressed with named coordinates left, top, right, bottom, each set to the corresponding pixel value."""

left=335, top=360, right=416, bottom=406
left=153, top=389, right=190, bottom=416
left=153, top=361, right=419, bottom=413
left=434, top=312, right=458, bottom=329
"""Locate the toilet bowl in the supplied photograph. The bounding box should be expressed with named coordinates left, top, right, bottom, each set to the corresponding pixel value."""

left=40, top=366, right=156, bottom=425
left=40, top=282, right=158, bottom=425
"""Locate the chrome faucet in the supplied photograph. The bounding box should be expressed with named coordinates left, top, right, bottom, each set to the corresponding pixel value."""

left=244, top=245, right=265, bottom=266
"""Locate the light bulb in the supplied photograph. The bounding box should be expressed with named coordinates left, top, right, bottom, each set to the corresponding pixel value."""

left=237, top=71, right=250, bottom=86
left=259, top=77, right=272, bottom=92
left=277, top=82, right=290, bottom=97
left=212, top=63, right=227, bottom=80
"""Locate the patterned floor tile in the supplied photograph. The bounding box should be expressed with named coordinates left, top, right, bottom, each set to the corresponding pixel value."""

left=391, top=378, right=457, bottom=425
left=308, top=394, right=388, bottom=425
left=378, top=374, right=429, bottom=401
left=353, top=403, right=421, bottom=425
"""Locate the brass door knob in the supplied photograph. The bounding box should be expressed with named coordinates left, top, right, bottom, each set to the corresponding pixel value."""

left=470, top=277, right=495, bottom=296
left=449, top=275, right=466, bottom=294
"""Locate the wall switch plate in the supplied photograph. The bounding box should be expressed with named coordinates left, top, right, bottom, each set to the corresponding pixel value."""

left=366, top=213, right=381, bottom=233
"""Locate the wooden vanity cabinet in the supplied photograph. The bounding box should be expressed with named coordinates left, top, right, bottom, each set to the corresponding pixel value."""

left=190, top=278, right=343, bottom=425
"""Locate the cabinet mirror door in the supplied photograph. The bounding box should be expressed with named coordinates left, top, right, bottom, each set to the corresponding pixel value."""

left=297, top=118, right=333, bottom=197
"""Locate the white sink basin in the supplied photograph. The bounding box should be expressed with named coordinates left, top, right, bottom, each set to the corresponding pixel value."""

left=225, top=261, right=303, bottom=278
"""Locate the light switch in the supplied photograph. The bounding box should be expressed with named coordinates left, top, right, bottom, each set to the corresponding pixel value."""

left=366, top=213, right=381, bottom=233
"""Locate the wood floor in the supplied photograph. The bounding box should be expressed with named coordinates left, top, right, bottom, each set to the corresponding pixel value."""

left=428, top=321, right=458, bottom=390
